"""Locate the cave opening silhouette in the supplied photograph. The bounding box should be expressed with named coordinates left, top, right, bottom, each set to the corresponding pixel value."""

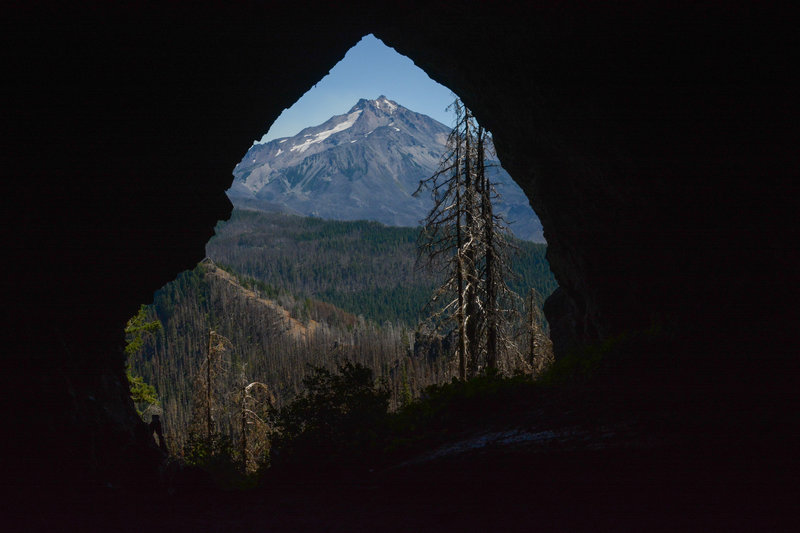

left=3, top=3, right=796, bottom=529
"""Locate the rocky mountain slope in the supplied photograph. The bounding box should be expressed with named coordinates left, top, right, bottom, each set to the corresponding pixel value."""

left=228, top=96, right=544, bottom=241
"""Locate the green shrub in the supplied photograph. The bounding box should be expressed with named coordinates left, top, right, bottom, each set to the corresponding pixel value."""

left=538, top=336, right=623, bottom=387
left=387, top=372, right=539, bottom=454
left=182, top=432, right=246, bottom=488
left=538, top=323, right=672, bottom=388
left=269, top=361, right=390, bottom=471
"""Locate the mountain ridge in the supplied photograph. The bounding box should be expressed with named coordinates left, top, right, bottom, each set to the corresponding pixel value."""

left=228, top=97, right=544, bottom=241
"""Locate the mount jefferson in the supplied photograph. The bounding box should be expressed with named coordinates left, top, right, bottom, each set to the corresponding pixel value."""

left=228, top=96, right=543, bottom=242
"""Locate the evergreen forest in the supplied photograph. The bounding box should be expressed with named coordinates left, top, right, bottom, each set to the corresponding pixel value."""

left=127, top=209, right=556, bottom=467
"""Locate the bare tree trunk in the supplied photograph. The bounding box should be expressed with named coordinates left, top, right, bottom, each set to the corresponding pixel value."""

left=529, top=290, right=536, bottom=363
left=206, top=330, right=213, bottom=439
left=454, top=130, right=467, bottom=381
left=240, top=382, right=248, bottom=469
left=479, top=125, right=499, bottom=371
left=463, top=107, right=481, bottom=376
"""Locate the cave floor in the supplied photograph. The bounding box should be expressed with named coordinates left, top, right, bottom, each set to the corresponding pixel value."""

left=7, top=426, right=796, bottom=533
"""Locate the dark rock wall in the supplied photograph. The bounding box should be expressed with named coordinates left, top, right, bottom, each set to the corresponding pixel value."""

left=3, top=2, right=796, bottom=482
left=378, top=3, right=798, bottom=354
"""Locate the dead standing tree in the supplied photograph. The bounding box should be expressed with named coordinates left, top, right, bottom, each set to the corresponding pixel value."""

left=416, top=98, right=518, bottom=379
left=475, top=124, right=521, bottom=373
left=416, top=99, right=476, bottom=380
left=190, top=330, right=233, bottom=440
left=238, top=376, right=275, bottom=473
left=526, top=288, right=554, bottom=375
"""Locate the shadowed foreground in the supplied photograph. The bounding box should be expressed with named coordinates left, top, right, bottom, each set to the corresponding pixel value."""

left=9, top=438, right=794, bottom=532
left=9, top=361, right=797, bottom=533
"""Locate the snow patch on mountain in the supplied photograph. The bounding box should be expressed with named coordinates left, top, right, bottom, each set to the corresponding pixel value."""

left=376, top=95, right=397, bottom=113
left=290, top=110, right=362, bottom=153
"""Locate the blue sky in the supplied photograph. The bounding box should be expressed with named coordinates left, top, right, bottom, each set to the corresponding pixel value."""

left=256, top=34, right=455, bottom=143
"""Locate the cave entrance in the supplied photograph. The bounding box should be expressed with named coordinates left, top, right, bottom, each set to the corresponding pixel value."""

left=126, top=34, right=555, bottom=461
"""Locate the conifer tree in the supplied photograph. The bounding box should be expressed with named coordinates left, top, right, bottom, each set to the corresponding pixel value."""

left=124, top=305, right=162, bottom=414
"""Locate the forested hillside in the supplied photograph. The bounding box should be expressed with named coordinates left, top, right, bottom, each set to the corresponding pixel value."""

left=130, top=261, right=451, bottom=455
left=205, top=209, right=556, bottom=325
left=129, top=210, right=557, bottom=455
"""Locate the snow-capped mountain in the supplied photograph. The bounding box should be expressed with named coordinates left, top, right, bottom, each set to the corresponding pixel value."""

left=228, top=96, right=543, bottom=241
